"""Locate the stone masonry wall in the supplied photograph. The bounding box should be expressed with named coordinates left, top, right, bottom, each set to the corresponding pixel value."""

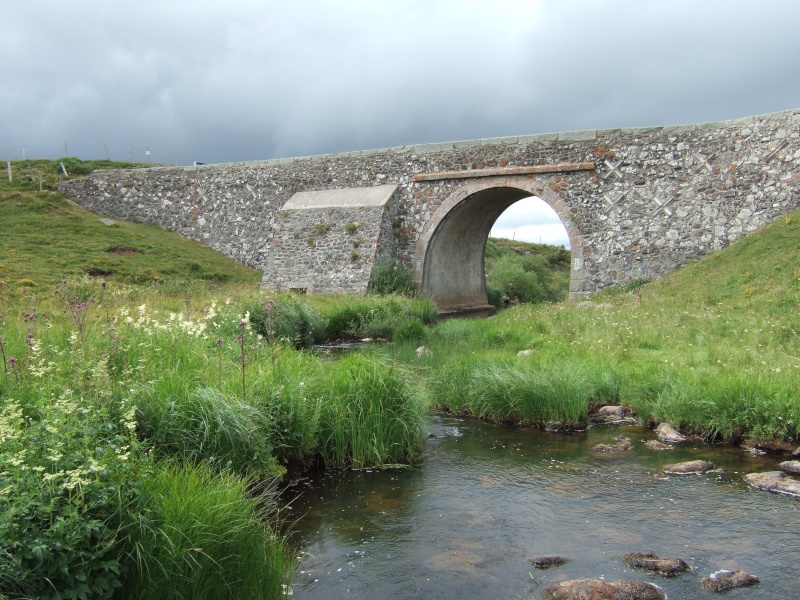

left=61, top=108, right=800, bottom=299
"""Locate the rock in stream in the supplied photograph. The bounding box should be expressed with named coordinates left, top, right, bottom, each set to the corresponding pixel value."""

left=744, top=471, right=800, bottom=497
left=541, top=578, right=666, bottom=600
left=620, top=552, right=690, bottom=577
left=655, top=423, right=687, bottom=444
left=663, top=460, right=716, bottom=475
left=700, top=569, right=759, bottom=592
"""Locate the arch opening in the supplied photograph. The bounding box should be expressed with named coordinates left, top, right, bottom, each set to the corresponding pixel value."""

left=417, top=181, right=582, bottom=314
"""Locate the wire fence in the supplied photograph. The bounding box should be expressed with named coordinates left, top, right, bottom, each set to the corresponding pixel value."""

left=0, top=143, right=181, bottom=166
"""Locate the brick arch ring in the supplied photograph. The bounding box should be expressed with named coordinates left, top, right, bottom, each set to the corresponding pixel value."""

left=413, top=175, right=585, bottom=312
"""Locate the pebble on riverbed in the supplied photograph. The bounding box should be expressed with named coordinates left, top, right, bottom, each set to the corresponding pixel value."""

left=620, top=552, right=690, bottom=577
left=541, top=578, right=666, bottom=600
left=593, top=436, right=633, bottom=452
left=700, top=570, right=759, bottom=592
left=644, top=440, right=673, bottom=451
left=529, top=555, right=569, bottom=569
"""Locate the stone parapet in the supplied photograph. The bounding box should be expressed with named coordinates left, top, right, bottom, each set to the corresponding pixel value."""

left=61, top=108, right=800, bottom=309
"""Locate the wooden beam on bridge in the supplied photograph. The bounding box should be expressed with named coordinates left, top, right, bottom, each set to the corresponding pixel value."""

left=412, top=161, right=595, bottom=182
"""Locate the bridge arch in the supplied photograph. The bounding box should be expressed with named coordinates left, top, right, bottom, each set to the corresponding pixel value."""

left=414, top=177, right=585, bottom=313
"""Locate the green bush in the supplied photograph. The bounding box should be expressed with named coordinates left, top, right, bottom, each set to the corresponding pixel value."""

left=247, top=297, right=325, bottom=349
left=486, top=255, right=546, bottom=304
left=368, top=258, right=416, bottom=296
left=484, top=238, right=570, bottom=304
left=0, top=391, right=141, bottom=598
left=486, top=286, right=503, bottom=308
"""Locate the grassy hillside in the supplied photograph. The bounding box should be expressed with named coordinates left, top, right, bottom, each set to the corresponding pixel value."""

left=405, top=209, right=800, bottom=442
left=0, top=159, right=261, bottom=299
left=484, top=237, right=571, bottom=305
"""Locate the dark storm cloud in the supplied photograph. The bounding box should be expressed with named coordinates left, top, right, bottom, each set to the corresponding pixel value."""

left=2, top=0, right=799, bottom=165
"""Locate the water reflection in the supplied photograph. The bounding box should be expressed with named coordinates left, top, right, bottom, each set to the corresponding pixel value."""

left=283, top=416, right=800, bottom=599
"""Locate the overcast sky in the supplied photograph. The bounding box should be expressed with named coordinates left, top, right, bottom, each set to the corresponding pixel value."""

left=3, top=0, right=799, bottom=245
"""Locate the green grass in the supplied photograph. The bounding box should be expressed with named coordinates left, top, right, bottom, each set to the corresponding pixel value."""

left=121, top=461, right=291, bottom=600
left=401, top=210, right=800, bottom=441
left=313, top=353, right=425, bottom=469
left=484, top=237, right=571, bottom=305
left=0, top=164, right=433, bottom=597
left=0, top=159, right=261, bottom=297
left=1, top=158, right=798, bottom=596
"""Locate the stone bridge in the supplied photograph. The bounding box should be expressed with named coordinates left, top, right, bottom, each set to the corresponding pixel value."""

left=62, top=108, right=800, bottom=313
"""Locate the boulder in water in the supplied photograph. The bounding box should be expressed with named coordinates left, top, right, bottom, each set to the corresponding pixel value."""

left=744, top=471, right=800, bottom=497
left=700, top=569, right=759, bottom=592
left=779, top=460, right=800, bottom=475
left=663, top=460, right=715, bottom=475
left=655, top=423, right=687, bottom=444
left=644, top=440, right=673, bottom=451
left=542, top=578, right=666, bottom=600
left=592, top=405, right=636, bottom=424
left=593, top=436, right=633, bottom=452
left=620, top=552, right=690, bottom=577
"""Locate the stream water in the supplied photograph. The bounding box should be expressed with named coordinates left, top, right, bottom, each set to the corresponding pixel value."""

left=283, top=416, right=800, bottom=599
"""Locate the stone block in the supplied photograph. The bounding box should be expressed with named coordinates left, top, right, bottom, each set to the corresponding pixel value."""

left=558, top=129, right=597, bottom=142
left=518, top=132, right=558, bottom=143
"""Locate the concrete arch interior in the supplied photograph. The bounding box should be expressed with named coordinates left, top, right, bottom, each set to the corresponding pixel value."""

left=422, top=187, right=570, bottom=313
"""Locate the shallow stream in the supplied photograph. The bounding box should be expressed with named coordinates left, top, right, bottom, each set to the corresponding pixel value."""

left=283, top=416, right=800, bottom=599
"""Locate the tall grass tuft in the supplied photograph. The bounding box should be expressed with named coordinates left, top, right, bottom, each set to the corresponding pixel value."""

left=121, top=461, right=290, bottom=600
left=321, top=295, right=437, bottom=341
left=136, top=387, right=283, bottom=479
left=466, top=359, right=592, bottom=425
left=246, top=296, right=326, bottom=349
left=315, top=354, right=426, bottom=469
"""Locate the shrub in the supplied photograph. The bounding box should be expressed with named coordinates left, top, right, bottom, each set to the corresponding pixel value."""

left=247, top=297, right=325, bottom=349
left=486, top=255, right=546, bottom=304
left=0, top=391, right=141, bottom=598
left=368, top=258, right=416, bottom=296
left=486, top=286, right=503, bottom=308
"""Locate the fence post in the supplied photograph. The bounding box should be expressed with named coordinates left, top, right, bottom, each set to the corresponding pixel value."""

left=39, top=171, right=43, bottom=192
left=6, top=161, right=11, bottom=182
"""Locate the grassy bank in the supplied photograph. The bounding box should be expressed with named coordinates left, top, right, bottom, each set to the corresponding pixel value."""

left=399, top=211, right=800, bottom=442
left=0, top=164, right=431, bottom=598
